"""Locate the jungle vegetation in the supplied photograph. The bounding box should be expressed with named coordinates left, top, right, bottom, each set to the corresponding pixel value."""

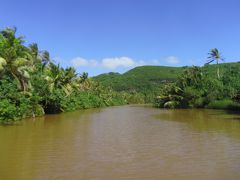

left=94, top=60, right=240, bottom=108
left=0, top=27, right=144, bottom=123
left=93, top=66, right=184, bottom=102
left=1, top=27, right=240, bottom=123
left=154, top=50, right=240, bottom=109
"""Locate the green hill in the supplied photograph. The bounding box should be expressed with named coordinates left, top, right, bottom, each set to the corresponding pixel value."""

left=93, top=62, right=240, bottom=102
left=94, top=66, right=184, bottom=90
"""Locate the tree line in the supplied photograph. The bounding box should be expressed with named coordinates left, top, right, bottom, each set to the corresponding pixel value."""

left=154, top=49, right=240, bottom=109
left=0, top=27, right=144, bottom=123
left=1, top=27, right=239, bottom=123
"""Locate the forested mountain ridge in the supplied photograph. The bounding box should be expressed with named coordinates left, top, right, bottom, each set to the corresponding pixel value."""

left=93, top=62, right=240, bottom=102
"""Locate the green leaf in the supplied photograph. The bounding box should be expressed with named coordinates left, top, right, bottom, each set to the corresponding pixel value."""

left=0, top=57, right=7, bottom=66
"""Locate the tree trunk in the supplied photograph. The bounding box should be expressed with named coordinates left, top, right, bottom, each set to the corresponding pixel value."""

left=217, top=60, right=220, bottom=79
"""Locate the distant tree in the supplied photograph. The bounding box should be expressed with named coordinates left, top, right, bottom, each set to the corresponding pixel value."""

left=80, top=72, right=88, bottom=82
left=205, top=48, right=224, bottom=79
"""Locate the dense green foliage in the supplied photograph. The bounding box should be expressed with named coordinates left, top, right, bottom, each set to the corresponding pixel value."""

left=154, top=63, right=240, bottom=110
left=1, top=27, right=239, bottom=123
left=94, top=62, right=240, bottom=104
left=94, top=66, right=185, bottom=102
left=0, top=27, right=144, bottom=123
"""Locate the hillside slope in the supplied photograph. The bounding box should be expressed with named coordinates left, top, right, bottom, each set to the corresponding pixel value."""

left=93, top=63, right=240, bottom=101
left=94, top=66, right=185, bottom=90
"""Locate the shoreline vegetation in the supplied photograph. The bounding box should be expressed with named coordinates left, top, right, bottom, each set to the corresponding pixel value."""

left=0, top=27, right=144, bottom=124
left=153, top=61, right=240, bottom=110
left=94, top=63, right=240, bottom=111
left=0, top=27, right=240, bottom=123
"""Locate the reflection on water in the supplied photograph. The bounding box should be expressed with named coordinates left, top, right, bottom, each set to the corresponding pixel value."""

left=0, top=105, right=240, bottom=179
left=155, top=109, right=240, bottom=139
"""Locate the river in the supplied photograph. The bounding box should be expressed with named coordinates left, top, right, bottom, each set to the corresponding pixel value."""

left=0, top=105, right=240, bottom=179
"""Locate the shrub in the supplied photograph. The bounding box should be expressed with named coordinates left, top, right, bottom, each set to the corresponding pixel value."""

left=0, top=99, right=19, bottom=122
left=207, top=99, right=240, bottom=110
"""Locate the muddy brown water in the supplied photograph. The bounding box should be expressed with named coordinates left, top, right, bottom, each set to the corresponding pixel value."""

left=0, top=105, right=240, bottom=179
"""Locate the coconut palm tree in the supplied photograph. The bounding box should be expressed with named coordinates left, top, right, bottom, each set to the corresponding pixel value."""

left=205, top=48, right=224, bottom=79
left=0, top=27, right=33, bottom=91
left=44, top=63, right=79, bottom=95
left=80, top=72, right=88, bottom=82
left=29, top=43, right=39, bottom=62
left=29, top=43, right=50, bottom=71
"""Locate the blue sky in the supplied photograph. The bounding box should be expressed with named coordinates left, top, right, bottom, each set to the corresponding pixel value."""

left=1, top=0, right=240, bottom=76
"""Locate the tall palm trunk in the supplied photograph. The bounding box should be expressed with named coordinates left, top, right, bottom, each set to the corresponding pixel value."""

left=206, top=48, right=223, bottom=79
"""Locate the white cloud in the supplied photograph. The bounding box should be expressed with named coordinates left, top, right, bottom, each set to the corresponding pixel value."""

left=71, top=57, right=98, bottom=67
left=152, top=59, right=160, bottom=65
left=71, top=57, right=88, bottom=66
left=165, top=56, right=180, bottom=64
left=89, top=59, right=98, bottom=66
left=102, top=57, right=135, bottom=69
left=69, top=55, right=180, bottom=70
left=70, top=56, right=145, bottom=69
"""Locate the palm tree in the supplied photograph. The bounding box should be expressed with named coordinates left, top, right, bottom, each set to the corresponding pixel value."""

left=0, top=27, right=33, bottom=91
left=29, top=43, right=39, bottom=62
left=44, top=63, right=79, bottom=95
left=80, top=72, right=88, bottom=82
left=29, top=43, right=50, bottom=71
left=205, top=48, right=224, bottom=79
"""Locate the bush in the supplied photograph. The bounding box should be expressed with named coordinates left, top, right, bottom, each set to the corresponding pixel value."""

left=43, top=89, right=65, bottom=114
left=0, top=99, right=19, bottom=122
left=207, top=99, right=240, bottom=110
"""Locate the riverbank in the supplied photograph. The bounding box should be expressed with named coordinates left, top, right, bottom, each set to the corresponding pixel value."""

left=207, top=99, right=240, bottom=110
left=154, top=66, right=240, bottom=110
left=0, top=27, right=145, bottom=124
left=155, top=100, right=240, bottom=111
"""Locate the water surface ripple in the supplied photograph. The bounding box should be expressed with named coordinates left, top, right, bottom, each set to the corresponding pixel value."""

left=0, top=105, right=240, bottom=179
